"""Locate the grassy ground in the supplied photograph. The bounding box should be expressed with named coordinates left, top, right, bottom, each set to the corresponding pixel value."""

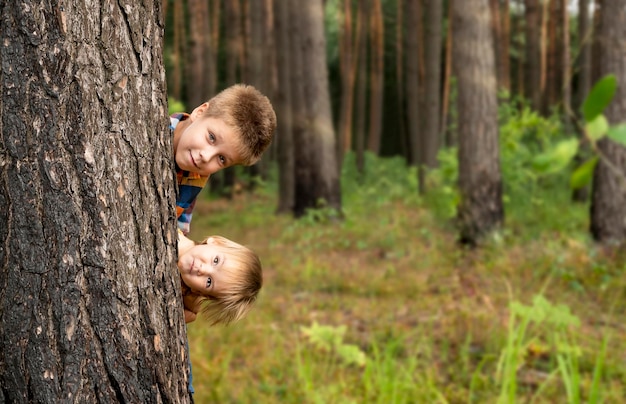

left=184, top=164, right=626, bottom=403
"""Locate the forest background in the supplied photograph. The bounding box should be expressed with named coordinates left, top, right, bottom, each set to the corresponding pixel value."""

left=164, top=0, right=625, bottom=402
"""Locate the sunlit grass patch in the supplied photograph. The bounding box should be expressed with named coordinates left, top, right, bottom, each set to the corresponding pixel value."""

left=184, top=153, right=625, bottom=403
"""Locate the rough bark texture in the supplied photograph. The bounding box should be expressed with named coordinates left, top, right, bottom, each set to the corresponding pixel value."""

left=0, top=1, right=187, bottom=402
left=453, top=0, right=504, bottom=245
left=590, top=0, right=626, bottom=244
left=293, top=0, right=342, bottom=217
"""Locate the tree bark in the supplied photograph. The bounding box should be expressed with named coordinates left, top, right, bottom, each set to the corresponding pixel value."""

left=293, top=0, right=342, bottom=216
left=453, top=0, right=504, bottom=245
left=577, top=0, right=592, bottom=108
left=0, top=1, right=187, bottom=402
left=524, top=0, right=542, bottom=111
left=405, top=0, right=422, bottom=168
left=337, top=0, right=356, bottom=167
left=187, top=0, right=214, bottom=108
left=367, top=0, right=384, bottom=154
left=354, top=0, right=369, bottom=174
left=275, top=0, right=295, bottom=214
left=590, top=0, right=626, bottom=244
left=421, top=0, right=443, bottom=176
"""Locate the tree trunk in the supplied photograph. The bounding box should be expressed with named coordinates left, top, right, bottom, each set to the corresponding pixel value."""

left=577, top=0, right=592, bottom=108
left=354, top=0, right=369, bottom=174
left=210, top=0, right=221, bottom=95
left=187, top=0, right=214, bottom=108
left=171, top=0, right=186, bottom=101
left=0, top=1, right=187, bottom=402
left=275, top=0, right=295, bottom=214
left=453, top=0, right=504, bottom=245
left=226, top=0, right=244, bottom=84
left=590, top=0, right=626, bottom=244
left=405, top=0, right=422, bottom=168
left=367, top=0, right=384, bottom=154
left=337, top=0, right=356, bottom=167
left=524, top=0, right=542, bottom=111
left=293, top=0, right=342, bottom=217
left=501, top=0, right=511, bottom=91
left=441, top=0, right=454, bottom=146
left=572, top=0, right=592, bottom=202
left=421, top=0, right=443, bottom=176
left=396, top=0, right=410, bottom=161
left=247, top=0, right=272, bottom=183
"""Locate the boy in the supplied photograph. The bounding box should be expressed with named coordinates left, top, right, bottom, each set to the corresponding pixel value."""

left=171, top=84, right=277, bottom=235
left=177, top=230, right=262, bottom=325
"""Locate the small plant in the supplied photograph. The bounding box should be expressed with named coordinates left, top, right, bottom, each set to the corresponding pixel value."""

left=300, top=322, right=366, bottom=368
left=496, top=295, right=581, bottom=403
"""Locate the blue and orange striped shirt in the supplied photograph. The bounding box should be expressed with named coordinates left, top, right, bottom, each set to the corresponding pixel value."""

left=171, top=113, right=209, bottom=235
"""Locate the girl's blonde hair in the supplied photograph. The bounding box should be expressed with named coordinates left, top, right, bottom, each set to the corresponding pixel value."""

left=197, top=236, right=262, bottom=325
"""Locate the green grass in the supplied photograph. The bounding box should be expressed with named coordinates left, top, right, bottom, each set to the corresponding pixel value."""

left=185, top=157, right=626, bottom=403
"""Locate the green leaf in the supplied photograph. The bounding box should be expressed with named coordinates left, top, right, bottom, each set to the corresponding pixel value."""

left=531, top=138, right=579, bottom=174
left=570, top=156, right=598, bottom=190
left=607, top=123, right=626, bottom=147
left=582, top=74, right=617, bottom=122
left=585, top=115, right=609, bottom=141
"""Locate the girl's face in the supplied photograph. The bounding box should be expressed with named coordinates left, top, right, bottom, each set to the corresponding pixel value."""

left=178, top=238, right=233, bottom=297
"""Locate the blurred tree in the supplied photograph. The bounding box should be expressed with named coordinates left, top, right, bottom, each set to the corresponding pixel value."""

left=354, top=0, right=369, bottom=173
left=590, top=0, right=626, bottom=244
left=292, top=0, right=342, bottom=216
left=453, top=0, right=504, bottom=245
left=0, top=0, right=187, bottom=401
left=246, top=0, right=274, bottom=182
left=572, top=0, right=593, bottom=202
left=490, top=0, right=511, bottom=91
left=395, top=0, right=410, bottom=160
left=171, top=0, right=187, bottom=100
left=275, top=0, right=295, bottom=213
left=367, top=0, right=384, bottom=154
left=337, top=0, right=356, bottom=168
left=421, top=0, right=443, bottom=188
left=226, top=0, right=245, bottom=84
left=525, top=0, right=542, bottom=111
left=577, top=0, right=592, bottom=108
left=187, top=0, right=215, bottom=108
left=405, top=0, right=424, bottom=170
left=441, top=0, right=454, bottom=146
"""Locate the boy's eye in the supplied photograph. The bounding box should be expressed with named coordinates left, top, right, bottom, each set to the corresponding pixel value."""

left=213, top=256, right=219, bottom=265
left=206, top=277, right=212, bottom=288
left=219, top=155, right=226, bottom=165
left=208, top=133, right=215, bottom=143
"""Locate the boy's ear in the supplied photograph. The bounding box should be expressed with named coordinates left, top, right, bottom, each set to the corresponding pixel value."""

left=190, top=102, right=210, bottom=121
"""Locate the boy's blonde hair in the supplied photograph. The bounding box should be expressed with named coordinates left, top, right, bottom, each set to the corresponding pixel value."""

left=202, top=84, right=277, bottom=166
left=197, top=235, right=262, bottom=325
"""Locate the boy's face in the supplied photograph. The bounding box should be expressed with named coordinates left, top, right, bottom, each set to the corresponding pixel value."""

left=175, top=104, right=244, bottom=176
left=178, top=238, right=234, bottom=297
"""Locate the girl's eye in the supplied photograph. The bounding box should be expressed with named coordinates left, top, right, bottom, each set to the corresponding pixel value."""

left=209, top=133, right=216, bottom=142
left=219, top=155, right=226, bottom=165
left=213, top=256, right=219, bottom=265
left=206, top=277, right=212, bottom=288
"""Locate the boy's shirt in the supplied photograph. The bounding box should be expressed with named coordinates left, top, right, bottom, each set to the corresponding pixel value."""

left=171, top=113, right=209, bottom=235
